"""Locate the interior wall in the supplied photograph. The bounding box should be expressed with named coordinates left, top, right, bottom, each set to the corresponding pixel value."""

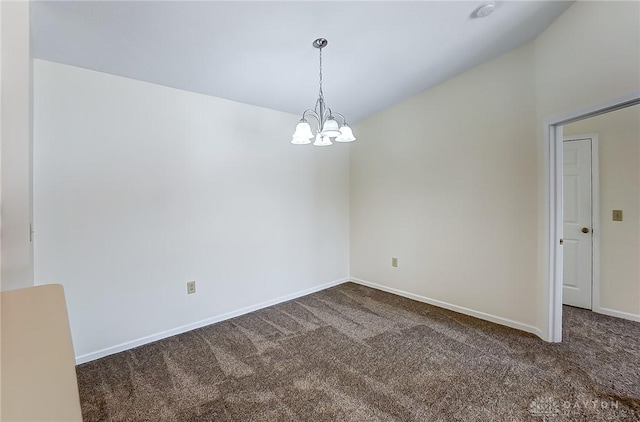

left=351, top=43, right=540, bottom=332
left=533, top=1, right=640, bottom=124
left=33, top=60, right=350, bottom=360
left=1, top=0, right=33, bottom=291
left=534, top=0, right=640, bottom=335
left=563, top=105, right=640, bottom=317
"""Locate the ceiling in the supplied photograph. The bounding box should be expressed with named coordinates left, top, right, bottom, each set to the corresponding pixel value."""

left=31, top=1, right=572, bottom=122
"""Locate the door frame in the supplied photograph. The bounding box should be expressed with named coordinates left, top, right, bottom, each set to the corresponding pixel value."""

left=562, top=134, right=600, bottom=312
left=545, top=91, right=640, bottom=343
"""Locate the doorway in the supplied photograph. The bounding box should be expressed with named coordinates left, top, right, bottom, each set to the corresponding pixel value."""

left=546, top=93, right=640, bottom=343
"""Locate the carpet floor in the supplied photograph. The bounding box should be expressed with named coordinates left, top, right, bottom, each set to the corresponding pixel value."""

left=77, top=282, right=640, bottom=421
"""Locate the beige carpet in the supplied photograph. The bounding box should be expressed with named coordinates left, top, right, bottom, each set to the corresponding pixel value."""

left=77, top=282, right=640, bottom=421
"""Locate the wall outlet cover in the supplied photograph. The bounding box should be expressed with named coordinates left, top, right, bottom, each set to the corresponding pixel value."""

left=187, top=281, right=196, bottom=294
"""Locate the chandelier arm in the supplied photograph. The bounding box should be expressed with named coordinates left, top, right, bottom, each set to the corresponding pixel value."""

left=332, top=112, right=348, bottom=125
left=302, top=109, right=321, bottom=132
left=302, top=109, right=319, bottom=120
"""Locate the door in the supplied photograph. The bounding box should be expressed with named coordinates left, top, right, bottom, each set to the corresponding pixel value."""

left=562, top=138, right=593, bottom=309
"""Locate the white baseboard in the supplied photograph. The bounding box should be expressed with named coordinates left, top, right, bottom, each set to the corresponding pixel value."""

left=75, top=277, right=349, bottom=365
left=594, top=306, right=640, bottom=323
left=350, top=277, right=543, bottom=338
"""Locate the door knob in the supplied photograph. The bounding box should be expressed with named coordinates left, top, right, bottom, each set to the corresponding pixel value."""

left=581, top=227, right=590, bottom=234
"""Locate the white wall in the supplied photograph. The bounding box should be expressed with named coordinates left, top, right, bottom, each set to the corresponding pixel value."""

left=351, top=0, right=640, bottom=339
left=564, top=105, right=640, bottom=317
left=1, top=1, right=33, bottom=291
left=33, top=60, right=350, bottom=360
left=351, top=44, right=540, bottom=333
left=534, top=1, right=640, bottom=122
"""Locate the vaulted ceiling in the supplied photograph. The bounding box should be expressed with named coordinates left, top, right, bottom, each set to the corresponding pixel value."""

left=31, top=1, right=572, bottom=121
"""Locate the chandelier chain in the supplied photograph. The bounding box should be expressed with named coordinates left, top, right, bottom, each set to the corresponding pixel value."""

left=318, top=47, right=323, bottom=99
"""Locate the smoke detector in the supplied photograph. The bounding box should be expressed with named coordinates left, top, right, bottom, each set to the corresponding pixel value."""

left=472, top=2, right=496, bottom=18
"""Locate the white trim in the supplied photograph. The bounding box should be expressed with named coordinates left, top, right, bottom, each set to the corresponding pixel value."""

left=563, top=134, right=600, bottom=312
left=545, top=92, right=640, bottom=128
left=591, top=137, right=601, bottom=314
left=350, top=278, right=543, bottom=338
left=75, top=277, right=349, bottom=364
left=545, top=91, right=640, bottom=343
left=594, top=307, right=640, bottom=323
left=546, top=124, right=564, bottom=342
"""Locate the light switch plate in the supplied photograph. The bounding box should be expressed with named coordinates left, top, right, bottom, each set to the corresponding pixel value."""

left=392, top=257, right=398, bottom=268
left=612, top=210, right=623, bottom=221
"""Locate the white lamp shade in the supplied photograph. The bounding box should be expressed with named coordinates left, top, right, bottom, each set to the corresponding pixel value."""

left=292, top=121, right=314, bottom=140
left=335, top=125, right=356, bottom=142
left=313, top=134, right=333, bottom=146
left=291, top=136, right=312, bottom=145
left=320, top=118, right=341, bottom=137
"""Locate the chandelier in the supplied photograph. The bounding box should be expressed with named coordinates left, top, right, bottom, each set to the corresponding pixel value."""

left=291, top=38, right=356, bottom=146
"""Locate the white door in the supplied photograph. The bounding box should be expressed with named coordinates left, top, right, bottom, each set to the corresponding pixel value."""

left=562, top=138, right=593, bottom=309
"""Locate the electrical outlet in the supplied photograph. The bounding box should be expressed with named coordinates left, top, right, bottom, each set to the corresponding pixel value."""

left=187, top=281, right=196, bottom=294
left=392, top=257, right=398, bottom=268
